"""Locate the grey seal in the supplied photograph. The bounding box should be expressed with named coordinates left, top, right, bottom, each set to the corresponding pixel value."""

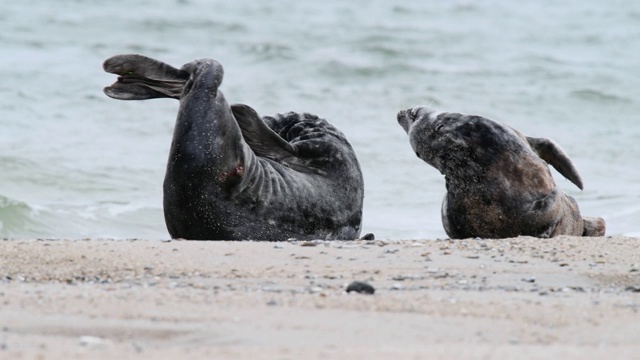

left=397, top=105, right=606, bottom=239
left=103, top=54, right=364, bottom=241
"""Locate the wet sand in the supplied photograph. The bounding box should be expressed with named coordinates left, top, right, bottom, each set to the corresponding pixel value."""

left=1, top=236, right=639, bottom=359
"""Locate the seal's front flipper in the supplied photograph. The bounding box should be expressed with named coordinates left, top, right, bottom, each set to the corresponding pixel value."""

left=231, top=104, right=297, bottom=160
left=103, top=54, right=189, bottom=100
left=527, top=137, right=584, bottom=190
left=231, top=104, right=326, bottom=175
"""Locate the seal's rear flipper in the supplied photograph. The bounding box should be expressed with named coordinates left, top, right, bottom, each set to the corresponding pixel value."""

left=526, top=137, right=584, bottom=190
left=103, top=54, right=189, bottom=100
left=583, top=217, right=606, bottom=236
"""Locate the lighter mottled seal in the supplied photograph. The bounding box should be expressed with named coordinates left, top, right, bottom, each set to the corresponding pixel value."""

left=103, top=54, right=364, bottom=241
left=397, top=105, right=605, bottom=239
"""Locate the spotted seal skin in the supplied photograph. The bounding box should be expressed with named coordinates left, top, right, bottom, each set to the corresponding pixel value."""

left=103, top=54, right=364, bottom=241
left=397, top=105, right=606, bottom=239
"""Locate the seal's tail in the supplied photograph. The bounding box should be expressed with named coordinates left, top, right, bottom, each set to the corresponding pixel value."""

left=103, top=54, right=189, bottom=100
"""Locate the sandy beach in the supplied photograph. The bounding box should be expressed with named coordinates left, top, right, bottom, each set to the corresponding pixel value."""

left=1, top=236, right=639, bottom=359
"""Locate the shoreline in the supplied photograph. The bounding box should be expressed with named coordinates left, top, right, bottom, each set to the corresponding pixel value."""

left=1, top=236, right=639, bottom=359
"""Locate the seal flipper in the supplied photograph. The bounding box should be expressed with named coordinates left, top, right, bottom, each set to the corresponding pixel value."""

left=231, top=104, right=297, bottom=159
left=103, top=77, right=186, bottom=100
left=231, top=104, right=325, bottom=175
left=526, top=136, right=584, bottom=190
left=583, top=216, right=606, bottom=236
left=103, top=54, right=189, bottom=100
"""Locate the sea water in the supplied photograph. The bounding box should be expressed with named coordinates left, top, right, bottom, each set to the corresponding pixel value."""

left=1, top=0, right=639, bottom=239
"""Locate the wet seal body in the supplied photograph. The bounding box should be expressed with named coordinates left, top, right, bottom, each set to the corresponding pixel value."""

left=103, top=54, right=364, bottom=241
left=397, top=106, right=606, bottom=239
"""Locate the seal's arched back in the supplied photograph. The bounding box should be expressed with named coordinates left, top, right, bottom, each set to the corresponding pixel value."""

left=104, top=54, right=364, bottom=241
left=397, top=106, right=605, bottom=239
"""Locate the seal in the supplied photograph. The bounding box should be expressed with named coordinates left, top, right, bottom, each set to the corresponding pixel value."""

left=397, top=105, right=606, bottom=239
left=103, top=54, right=364, bottom=241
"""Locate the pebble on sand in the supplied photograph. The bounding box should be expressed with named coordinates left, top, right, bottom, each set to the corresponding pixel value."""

left=346, top=281, right=375, bottom=295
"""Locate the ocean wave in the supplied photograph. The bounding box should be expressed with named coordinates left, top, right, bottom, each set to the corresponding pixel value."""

left=139, top=18, right=247, bottom=33
left=239, top=41, right=295, bottom=61
left=0, top=194, right=43, bottom=237
left=320, top=59, right=425, bottom=78
left=0, top=195, right=166, bottom=240
left=570, top=89, right=632, bottom=103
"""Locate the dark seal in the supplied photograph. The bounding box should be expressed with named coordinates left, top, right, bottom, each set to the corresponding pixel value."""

left=103, top=54, right=364, bottom=241
left=397, top=106, right=606, bottom=239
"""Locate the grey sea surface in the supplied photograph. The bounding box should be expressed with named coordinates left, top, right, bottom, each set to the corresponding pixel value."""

left=1, top=0, right=638, bottom=239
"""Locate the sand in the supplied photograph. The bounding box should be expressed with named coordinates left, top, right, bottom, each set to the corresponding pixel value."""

left=1, top=236, right=639, bottom=359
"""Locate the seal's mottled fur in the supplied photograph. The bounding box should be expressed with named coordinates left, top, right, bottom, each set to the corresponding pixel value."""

left=398, top=106, right=605, bottom=239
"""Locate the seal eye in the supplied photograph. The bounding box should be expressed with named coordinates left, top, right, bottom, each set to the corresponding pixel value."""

left=434, top=124, right=444, bottom=132
left=410, top=108, right=419, bottom=118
